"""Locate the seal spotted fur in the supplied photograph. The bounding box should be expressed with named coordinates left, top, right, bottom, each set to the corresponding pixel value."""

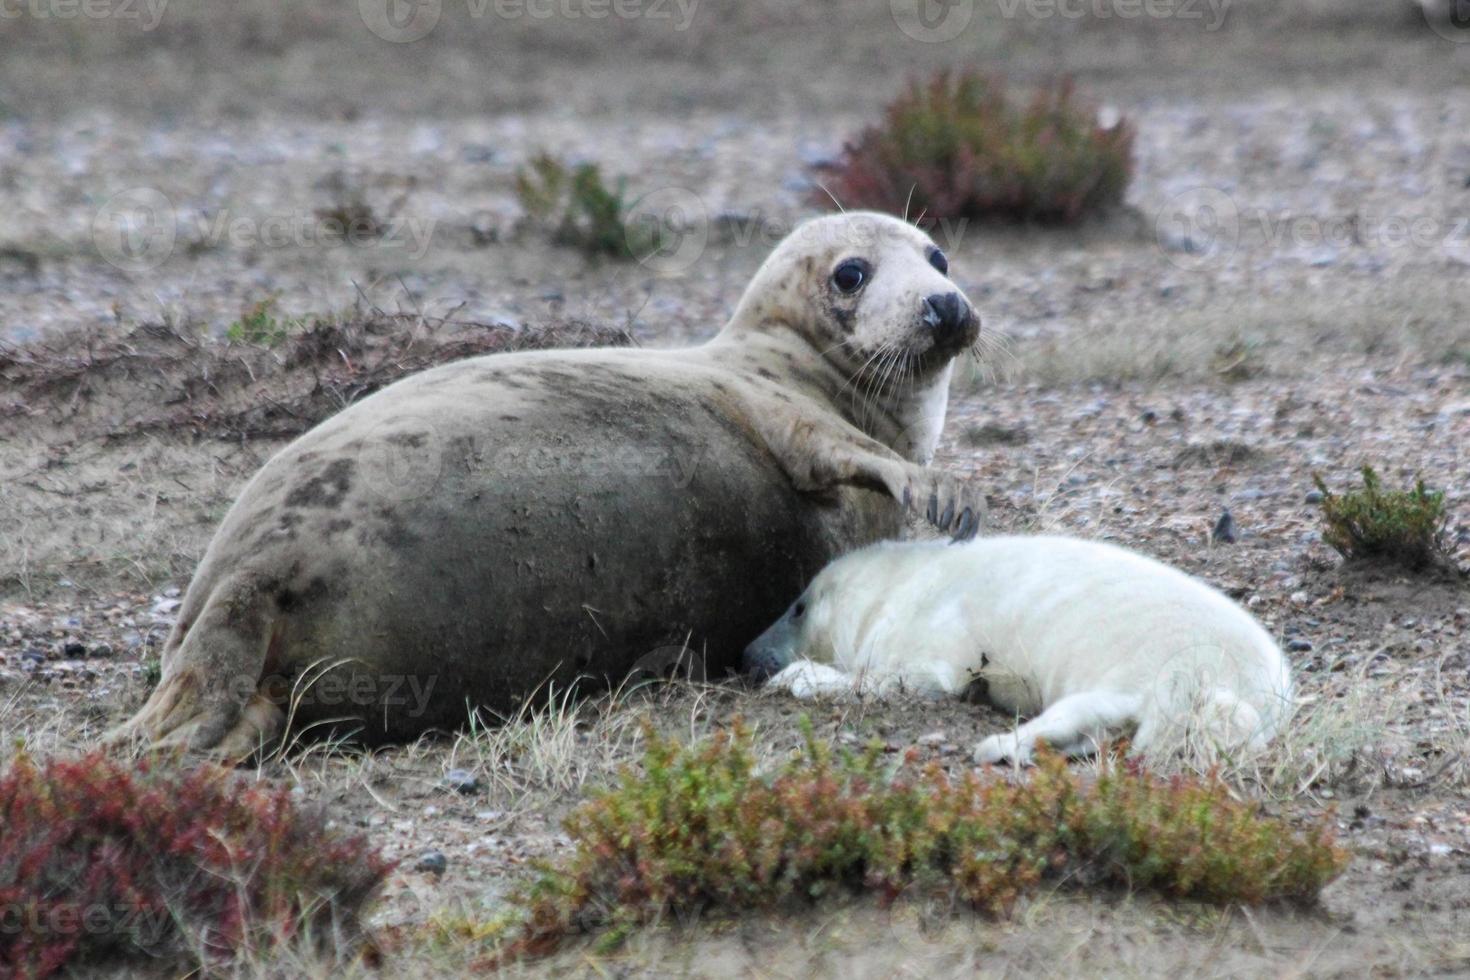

left=111, top=212, right=983, bottom=755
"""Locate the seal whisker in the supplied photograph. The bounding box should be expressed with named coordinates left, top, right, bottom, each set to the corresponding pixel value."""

left=837, top=343, right=890, bottom=408
left=849, top=341, right=895, bottom=433
left=861, top=343, right=903, bottom=431
left=814, top=182, right=846, bottom=214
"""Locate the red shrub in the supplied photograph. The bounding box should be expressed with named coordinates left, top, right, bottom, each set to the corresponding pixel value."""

left=818, top=71, right=1134, bottom=224
left=0, top=752, right=392, bottom=977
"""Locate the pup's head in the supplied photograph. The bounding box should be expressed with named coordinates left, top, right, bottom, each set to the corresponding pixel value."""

left=742, top=545, right=894, bottom=681
left=728, top=211, right=981, bottom=383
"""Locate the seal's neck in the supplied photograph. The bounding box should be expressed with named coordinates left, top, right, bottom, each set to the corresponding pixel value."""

left=707, top=317, right=953, bottom=465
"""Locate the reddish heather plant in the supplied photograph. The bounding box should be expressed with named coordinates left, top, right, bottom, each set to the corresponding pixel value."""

left=817, top=71, right=1134, bottom=224
left=0, top=752, right=393, bottom=977
left=498, top=721, right=1347, bottom=961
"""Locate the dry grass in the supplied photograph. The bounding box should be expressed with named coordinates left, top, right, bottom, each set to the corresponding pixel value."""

left=1211, top=654, right=1422, bottom=801
left=0, top=661, right=1459, bottom=978
left=969, top=277, right=1470, bottom=388
left=0, top=0, right=1440, bottom=120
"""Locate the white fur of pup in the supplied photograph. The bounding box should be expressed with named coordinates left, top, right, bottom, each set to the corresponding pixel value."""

left=744, top=535, right=1294, bottom=764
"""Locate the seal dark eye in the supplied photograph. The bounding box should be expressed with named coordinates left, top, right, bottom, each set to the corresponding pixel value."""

left=929, top=248, right=949, bottom=276
left=831, top=259, right=869, bottom=294
left=792, top=601, right=807, bottom=619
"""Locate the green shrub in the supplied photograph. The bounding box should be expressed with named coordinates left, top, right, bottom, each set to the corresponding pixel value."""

left=226, top=298, right=304, bottom=347
left=1313, top=466, right=1451, bottom=570
left=514, top=153, right=659, bottom=260
left=817, top=71, right=1134, bottom=224
left=495, top=722, right=1346, bottom=962
left=0, top=751, right=392, bottom=977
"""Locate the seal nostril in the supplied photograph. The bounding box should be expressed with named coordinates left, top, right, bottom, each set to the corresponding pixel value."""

left=924, top=292, right=965, bottom=335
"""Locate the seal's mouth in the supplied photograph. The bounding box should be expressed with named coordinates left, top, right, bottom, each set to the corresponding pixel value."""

left=840, top=293, right=981, bottom=391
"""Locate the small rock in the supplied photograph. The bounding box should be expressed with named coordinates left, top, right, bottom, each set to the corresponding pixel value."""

left=61, top=640, right=86, bottom=659
left=916, top=731, right=946, bottom=747
left=461, top=143, right=497, bottom=164
left=1305, top=489, right=1325, bottom=504
left=444, top=769, right=481, bottom=795
left=1287, top=639, right=1314, bottom=653
left=163, top=586, right=182, bottom=599
left=1212, top=510, right=1238, bottom=544
left=415, top=851, right=448, bottom=875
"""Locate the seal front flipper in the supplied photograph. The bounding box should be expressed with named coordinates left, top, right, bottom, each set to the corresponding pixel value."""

left=754, top=410, right=984, bottom=539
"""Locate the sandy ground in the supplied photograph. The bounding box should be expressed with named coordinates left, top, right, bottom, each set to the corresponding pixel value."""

left=2, top=1, right=1470, bottom=975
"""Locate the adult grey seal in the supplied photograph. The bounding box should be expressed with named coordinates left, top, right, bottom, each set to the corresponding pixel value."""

left=111, top=211, right=983, bottom=755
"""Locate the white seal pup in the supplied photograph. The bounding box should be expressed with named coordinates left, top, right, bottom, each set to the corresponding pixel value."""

left=743, top=535, right=1294, bottom=763
left=110, top=211, right=984, bottom=756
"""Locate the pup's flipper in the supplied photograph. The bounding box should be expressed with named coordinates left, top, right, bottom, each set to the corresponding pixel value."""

left=766, top=661, right=854, bottom=700
left=974, top=690, right=1142, bottom=765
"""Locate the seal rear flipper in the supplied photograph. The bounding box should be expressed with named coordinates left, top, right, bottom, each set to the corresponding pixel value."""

left=106, top=574, right=283, bottom=757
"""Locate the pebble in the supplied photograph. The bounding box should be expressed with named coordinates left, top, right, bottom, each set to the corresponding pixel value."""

left=916, top=731, right=946, bottom=747
left=1305, top=489, right=1325, bottom=504
left=1288, top=639, right=1314, bottom=653
left=1212, top=509, right=1239, bottom=544
left=414, top=850, right=448, bottom=875
left=444, top=769, right=481, bottom=795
